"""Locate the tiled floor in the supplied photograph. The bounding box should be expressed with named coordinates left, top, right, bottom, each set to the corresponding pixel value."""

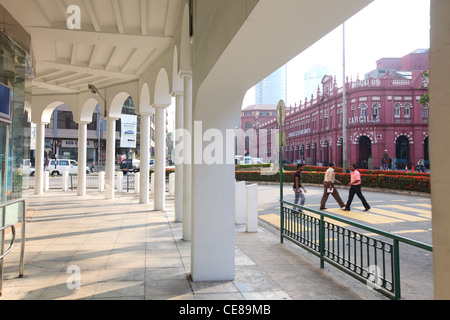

left=0, top=191, right=384, bottom=300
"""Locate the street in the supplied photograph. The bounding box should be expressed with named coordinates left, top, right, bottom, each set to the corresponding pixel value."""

left=256, top=183, right=433, bottom=300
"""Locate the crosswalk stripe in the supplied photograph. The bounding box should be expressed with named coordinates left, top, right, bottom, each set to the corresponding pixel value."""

left=377, top=205, right=431, bottom=218
left=326, top=208, right=403, bottom=224
left=354, top=206, right=429, bottom=222
left=407, top=203, right=431, bottom=209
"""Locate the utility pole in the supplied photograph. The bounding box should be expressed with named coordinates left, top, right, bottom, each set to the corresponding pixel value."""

left=342, top=23, right=348, bottom=173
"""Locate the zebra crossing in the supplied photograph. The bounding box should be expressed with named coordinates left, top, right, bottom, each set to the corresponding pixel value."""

left=259, top=201, right=432, bottom=237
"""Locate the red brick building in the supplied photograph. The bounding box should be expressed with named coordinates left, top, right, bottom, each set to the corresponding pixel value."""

left=243, top=50, right=429, bottom=170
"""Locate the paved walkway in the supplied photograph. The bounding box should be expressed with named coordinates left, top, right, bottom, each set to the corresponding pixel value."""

left=0, top=191, right=386, bottom=300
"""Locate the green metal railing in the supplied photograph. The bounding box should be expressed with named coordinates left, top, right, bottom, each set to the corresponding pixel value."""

left=0, top=198, right=27, bottom=297
left=280, top=200, right=432, bottom=300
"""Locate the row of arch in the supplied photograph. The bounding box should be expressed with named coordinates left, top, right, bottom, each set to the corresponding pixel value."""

left=31, top=3, right=192, bottom=125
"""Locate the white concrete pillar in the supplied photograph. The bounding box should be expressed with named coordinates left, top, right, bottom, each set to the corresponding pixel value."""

left=44, top=171, right=49, bottom=192
left=246, top=184, right=258, bottom=233
left=105, top=117, right=118, bottom=200
left=430, top=0, right=450, bottom=299
left=150, top=172, right=155, bottom=194
left=154, top=105, right=168, bottom=211
left=62, top=171, right=69, bottom=191
left=98, top=172, right=105, bottom=192
left=116, top=171, right=123, bottom=193
left=235, top=181, right=246, bottom=225
left=169, top=172, right=175, bottom=196
left=174, top=91, right=184, bottom=222
left=139, top=113, right=151, bottom=204
left=182, top=72, right=193, bottom=241
left=34, top=122, right=46, bottom=194
left=135, top=172, right=140, bottom=194
left=77, top=121, right=88, bottom=196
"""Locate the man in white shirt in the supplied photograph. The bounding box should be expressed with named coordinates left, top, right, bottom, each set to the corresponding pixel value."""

left=320, top=162, right=346, bottom=210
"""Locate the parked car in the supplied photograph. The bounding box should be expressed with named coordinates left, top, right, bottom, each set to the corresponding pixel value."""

left=121, top=159, right=155, bottom=173
left=120, top=159, right=140, bottom=173
left=45, top=159, right=89, bottom=176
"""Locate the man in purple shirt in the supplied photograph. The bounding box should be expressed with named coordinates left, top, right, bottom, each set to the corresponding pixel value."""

left=343, top=164, right=370, bottom=212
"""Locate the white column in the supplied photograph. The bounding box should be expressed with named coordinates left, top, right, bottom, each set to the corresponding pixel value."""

left=77, top=121, right=88, bottom=196
left=182, top=72, right=193, bottom=241
left=431, top=0, right=450, bottom=299
left=139, top=113, right=151, bottom=204
left=35, top=122, right=46, bottom=195
left=174, top=91, right=184, bottom=222
left=154, top=105, right=168, bottom=211
left=105, top=117, right=118, bottom=200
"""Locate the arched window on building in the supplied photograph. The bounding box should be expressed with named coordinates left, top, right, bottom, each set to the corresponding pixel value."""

left=404, top=103, right=412, bottom=119
left=422, top=105, right=429, bottom=121
left=372, top=103, right=380, bottom=120
left=394, top=103, right=401, bottom=118
left=359, top=103, right=368, bottom=118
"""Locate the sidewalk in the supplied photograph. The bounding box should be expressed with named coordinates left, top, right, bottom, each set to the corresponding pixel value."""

left=0, top=191, right=385, bottom=300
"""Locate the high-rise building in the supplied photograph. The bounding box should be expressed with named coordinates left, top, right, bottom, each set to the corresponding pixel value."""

left=255, top=65, right=287, bottom=105
left=304, top=64, right=330, bottom=98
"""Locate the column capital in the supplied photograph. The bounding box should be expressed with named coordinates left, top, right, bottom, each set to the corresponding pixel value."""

left=106, top=116, right=120, bottom=121
left=153, top=104, right=170, bottom=109
left=172, top=91, right=184, bottom=98
left=139, top=112, right=154, bottom=117
left=179, top=70, right=193, bottom=78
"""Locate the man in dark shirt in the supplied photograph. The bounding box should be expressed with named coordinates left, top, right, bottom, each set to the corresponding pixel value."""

left=293, top=164, right=307, bottom=211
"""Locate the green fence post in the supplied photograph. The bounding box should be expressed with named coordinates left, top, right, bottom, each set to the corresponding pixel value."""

left=393, top=239, right=401, bottom=300
left=320, top=215, right=325, bottom=269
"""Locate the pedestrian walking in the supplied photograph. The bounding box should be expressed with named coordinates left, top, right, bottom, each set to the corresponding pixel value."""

left=343, top=164, right=371, bottom=212
left=320, top=162, right=346, bottom=210
left=293, top=164, right=307, bottom=211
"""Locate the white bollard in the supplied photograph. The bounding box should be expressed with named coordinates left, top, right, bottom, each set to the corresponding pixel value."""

left=135, top=172, right=140, bottom=194
left=98, top=172, right=105, bottom=192
left=169, top=172, right=175, bottom=196
left=150, top=172, right=155, bottom=194
left=235, top=181, right=246, bottom=225
left=246, top=184, right=258, bottom=233
left=117, top=172, right=123, bottom=193
left=44, top=171, right=49, bottom=191
left=62, top=171, right=69, bottom=191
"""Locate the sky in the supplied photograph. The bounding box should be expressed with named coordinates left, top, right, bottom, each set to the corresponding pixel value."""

left=242, top=0, right=431, bottom=109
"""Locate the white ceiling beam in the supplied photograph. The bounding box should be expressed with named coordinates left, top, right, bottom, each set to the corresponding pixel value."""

left=121, top=48, right=138, bottom=73
left=141, top=0, right=148, bottom=36
left=32, top=80, right=79, bottom=94
left=105, top=47, right=120, bottom=71
left=84, top=0, right=102, bottom=32
left=112, top=0, right=125, bottom=34
left=27, top=27, right=171, bottom=49
left=71, top=43, right=78, bottom=65
left=89, top=45, right=101, bottom=68
left=38, top=60, right=139, bottom=81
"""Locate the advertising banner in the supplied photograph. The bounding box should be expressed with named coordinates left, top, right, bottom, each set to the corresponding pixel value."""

left=120, top=114, right=137, bottom=148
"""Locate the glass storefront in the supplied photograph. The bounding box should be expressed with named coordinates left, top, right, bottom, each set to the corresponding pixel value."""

left=0, top=33, right=32, bottom=225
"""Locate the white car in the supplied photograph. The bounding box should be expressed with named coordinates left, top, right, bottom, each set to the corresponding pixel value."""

left=45, top=159, right=89, bottom=176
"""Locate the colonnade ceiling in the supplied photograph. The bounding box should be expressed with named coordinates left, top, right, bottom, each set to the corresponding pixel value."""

left=0, top=0, right=185, bottom=96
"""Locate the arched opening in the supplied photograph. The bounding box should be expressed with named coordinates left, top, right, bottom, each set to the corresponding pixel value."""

left=312, top=142, right=317, bottom=165
left=358, top=136, right=372, bottom=169
left=396, top=135, right=409, bottom=169
left=323, top=140, right=330, bottom=166
left=424, top=137, right=429, bottom=169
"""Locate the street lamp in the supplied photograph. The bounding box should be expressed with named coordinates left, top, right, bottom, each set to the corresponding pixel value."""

left=88, top=84, right=107, bottom=169
left=88, top=84, right=107, bottom=118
